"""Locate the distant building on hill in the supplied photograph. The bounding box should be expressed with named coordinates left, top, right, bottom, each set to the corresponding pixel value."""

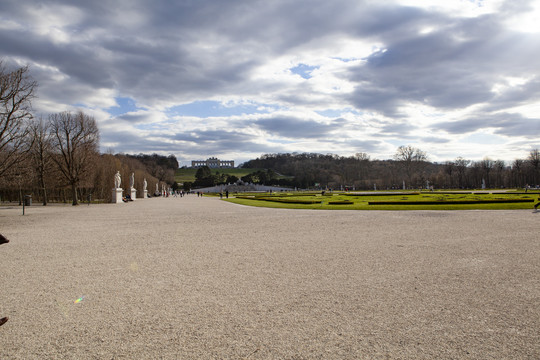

left=191, top=157, right=234, bottom=168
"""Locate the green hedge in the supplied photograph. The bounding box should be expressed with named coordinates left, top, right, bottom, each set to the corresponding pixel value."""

left=346, top=192, right=420, bottom=197
left=369, top=199, right=534, bottom=205
left=256, top=197, right=321, bottom=204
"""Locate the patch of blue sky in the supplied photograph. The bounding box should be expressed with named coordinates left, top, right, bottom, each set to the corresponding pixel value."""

left=290, top=64, right=320, bottom=79
left=133, top=123, right=160, bottom=131
left=331, top=57, right=359, bottom=63
left=316, top=108, right=361, bottom=118
left=72, top=103, right=89, bottom=109
left=457, top=132, right=504, bottom=144
left=107, top=97, right=140, bottom=116
left=167, top=100, right=271, bottom=118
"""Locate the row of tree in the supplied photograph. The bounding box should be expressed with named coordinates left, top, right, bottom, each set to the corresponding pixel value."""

left=0, top=62, right=178, bottom=205
left=191, top=167, right=282, bottom=188
left=241, top=148, right=540, bottom=190
left=192, top=166, right=240, bottom=188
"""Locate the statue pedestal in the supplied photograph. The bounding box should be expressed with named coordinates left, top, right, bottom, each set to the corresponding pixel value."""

left=130, top=187, right=137, bottom=200
left=112, top=188, right=123, bottom=203
left=143, top=190, right=148, bottom=199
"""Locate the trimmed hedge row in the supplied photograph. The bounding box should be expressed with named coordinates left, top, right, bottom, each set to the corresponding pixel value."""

left=328, top=201, right=354, bottom=205
left=259, top=197, right=321, bottom=204
left=234, top=195, right=320, bottom=204
left=369, top=199, right=534, bottom=205
left=346, top=192, right=420, bottom=197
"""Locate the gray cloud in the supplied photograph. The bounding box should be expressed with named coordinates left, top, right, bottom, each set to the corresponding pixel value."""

left=344, top=139, right=383, bottom=153
left=435, top=112, right=540, bottom=138
left=346, top=5, right=540, bottom=118
left=1, top=0, right=538, bottom=162
left=255, top=117, right=337, bottom=139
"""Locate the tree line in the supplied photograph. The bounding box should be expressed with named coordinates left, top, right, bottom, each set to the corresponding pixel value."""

left=190, top=167, right=280, bottom=189
left=0, top=62, right=177, bottom=205
left=241, top=147, right=540, bottom=190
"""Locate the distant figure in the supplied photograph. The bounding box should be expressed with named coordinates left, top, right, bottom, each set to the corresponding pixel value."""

left=130, top=173, right=135, bottom=189
left=114, top=171, right=121, bottom=188
left=143, top=178, right=147, bottom=191
left=1, top=234, right=9, bottom=327
left=226, top=190, right=229, bottom=198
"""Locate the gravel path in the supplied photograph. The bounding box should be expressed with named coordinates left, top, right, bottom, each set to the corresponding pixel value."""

left=1, top=196, right=539, bottom=359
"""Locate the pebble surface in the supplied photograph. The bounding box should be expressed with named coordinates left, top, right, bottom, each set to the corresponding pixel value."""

left=1, top=196, right=539, bottom=359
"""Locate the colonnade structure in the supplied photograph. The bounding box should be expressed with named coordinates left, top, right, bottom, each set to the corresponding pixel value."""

left=191, top=157, right=234, bottom=169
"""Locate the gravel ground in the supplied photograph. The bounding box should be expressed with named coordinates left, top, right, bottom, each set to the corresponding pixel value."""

left=0, top=196, right=539, bottom=359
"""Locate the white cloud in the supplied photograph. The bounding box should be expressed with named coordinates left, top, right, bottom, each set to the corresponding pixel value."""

left=0, top=0, right=538, bottom=164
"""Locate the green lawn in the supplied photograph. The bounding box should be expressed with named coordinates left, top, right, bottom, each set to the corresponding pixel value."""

left=222, top=191, right=540, bottom=210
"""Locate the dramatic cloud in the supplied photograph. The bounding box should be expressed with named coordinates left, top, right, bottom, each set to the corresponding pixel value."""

left=1, top=0, right=539, bottom=166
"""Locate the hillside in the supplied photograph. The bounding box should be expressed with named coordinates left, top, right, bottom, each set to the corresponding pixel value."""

left=175, top=167, right=265, bottom=184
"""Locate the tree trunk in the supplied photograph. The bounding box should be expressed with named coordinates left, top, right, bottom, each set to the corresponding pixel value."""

left=71, top=182, right=79, bottom=205
left=42, top=188, right=48, bottom=205
left=40, top=178, right=48, bottom=206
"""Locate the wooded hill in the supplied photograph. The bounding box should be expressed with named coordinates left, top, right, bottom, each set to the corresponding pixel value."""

left=240, top=151, right=540, bottom=190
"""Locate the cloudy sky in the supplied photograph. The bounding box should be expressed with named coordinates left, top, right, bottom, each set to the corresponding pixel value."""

left=1, top=0, right=539, bottom=166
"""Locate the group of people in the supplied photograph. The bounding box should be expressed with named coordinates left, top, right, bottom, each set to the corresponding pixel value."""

left=219, top=190, right=230, bottom=199
left=0, top=234, right=8, bottom=327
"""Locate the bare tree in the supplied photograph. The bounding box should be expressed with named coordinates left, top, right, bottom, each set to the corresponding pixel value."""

left=480, top=158, right=494, bottom=187
left=393, top=145, right=428, bottom=184
left=0, top=62, right=37, bottom=177
left=29, top=117, right=53, bottom=205
left=511, top=159, right=524, bottom=188
left=394, top=145, right=427, bottom=163
left=354, top=152, right=370, bottom=161
left=49, top=111, right=100, bottom=205
left=528, top=148, right=540, bottom=185
left=454, top=157, right=470, bottom=188
left=493, top=160, right=505, bottom=188
left=441, top=161, right=455, bottom=188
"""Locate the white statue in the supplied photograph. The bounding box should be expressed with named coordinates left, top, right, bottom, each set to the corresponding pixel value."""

left=143, top=178, right=147, bottom=191
left=156, top=183, right=159, bottom=193
left=130, top=173, right=135, bottom=188
left=114, top=171, right=121, bottom=188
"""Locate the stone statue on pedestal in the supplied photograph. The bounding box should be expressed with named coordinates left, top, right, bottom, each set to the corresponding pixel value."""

left=142, top=178, right=148, bottom=199
left=130, top=172, right=135, bottom=189
left=112, top=171, right=123, bottom=203
left=114, top=171, right=121, bottom=188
